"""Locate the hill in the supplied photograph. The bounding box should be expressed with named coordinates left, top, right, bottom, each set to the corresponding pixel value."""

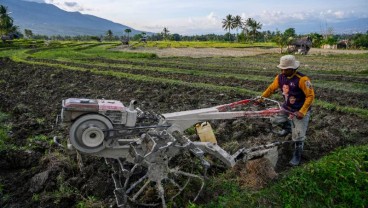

left=0, top=0, right=148, bottom=36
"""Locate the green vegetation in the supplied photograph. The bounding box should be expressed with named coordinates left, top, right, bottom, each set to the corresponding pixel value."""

left=203, top=145, right=368, bottom=208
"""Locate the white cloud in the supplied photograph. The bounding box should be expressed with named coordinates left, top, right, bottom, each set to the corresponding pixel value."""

left=34, top=1, right=368, bottom=34
left=127, top=12, right=222, bottom=35
left=64, top=2, right=78, bottom=8
left=319, top=10, right=359, bottom=21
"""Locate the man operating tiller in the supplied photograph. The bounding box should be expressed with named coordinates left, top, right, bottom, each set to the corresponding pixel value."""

left=260, top=55, right=315, bottom=166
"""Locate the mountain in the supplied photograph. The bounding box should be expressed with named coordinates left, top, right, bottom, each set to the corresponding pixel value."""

left=0, top=0, right=148, bottom=36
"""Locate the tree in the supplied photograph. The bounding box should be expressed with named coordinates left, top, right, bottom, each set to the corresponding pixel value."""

left=0, top=5, right=20, bottom=43
left=24, top=29, right=33, bottom=39
left=124, top=28, right=132, bottom=40
left=232, top=15, right=242, bottom=42
left=161, top=27, right=170, bottom=40
left=324, top=35, right=337, bottom=46
left=245, top=18, right=262, bottom=42
left=284, top=28, right=296, bottom=39
left=105, top=29, right=113, bottom=41
left=171, top=33, right=181, bottom=41
left=0, top=5, right=14, bottom=36
left=222, top=14, right=234, bottom=41
left=273, top=30, right=288, bottom=53
left=283, top=28, right=296, bottom=50
left=308, top=32, right=323, bottom=48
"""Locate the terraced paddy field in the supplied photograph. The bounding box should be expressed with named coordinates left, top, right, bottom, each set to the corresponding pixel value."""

left=0, top=41, right=367, bottom=207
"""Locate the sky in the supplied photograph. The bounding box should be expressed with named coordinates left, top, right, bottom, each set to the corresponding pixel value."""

left=28, top=0, right=368, bottom=35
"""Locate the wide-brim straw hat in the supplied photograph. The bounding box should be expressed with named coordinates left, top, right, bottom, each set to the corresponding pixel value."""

left=277, top=55, right=300, bottom=69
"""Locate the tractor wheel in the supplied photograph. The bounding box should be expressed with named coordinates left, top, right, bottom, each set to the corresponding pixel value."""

left=69, top=114, right=113, bottom=153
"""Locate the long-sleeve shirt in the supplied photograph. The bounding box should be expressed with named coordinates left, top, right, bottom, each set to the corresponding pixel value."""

left=261, top=71, right=315, bottom=116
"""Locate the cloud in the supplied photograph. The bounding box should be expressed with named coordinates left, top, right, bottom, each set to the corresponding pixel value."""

left=64, top=2, right=78, bottom=8
left=44, top=0, right=92, bottom=12
left=136, top=12, right=222, bottom=35
left=319, top=10, right=360, bottom=21
left=245, top=9, right=364, bottom=27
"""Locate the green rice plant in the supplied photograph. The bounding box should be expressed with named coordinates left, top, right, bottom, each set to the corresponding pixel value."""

left=264, top=145, right=368, bottom=208
left=201, top=145, right=368, bottom=208
left=29, top=43, right=156, bottom=60
left=27, top=135, right=54, bottom=149
left=31, top=193, right=40, bottom=202
left=76, top=196, right=103, bottom=208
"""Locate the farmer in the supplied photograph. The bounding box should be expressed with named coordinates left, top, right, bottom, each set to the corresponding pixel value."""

left=260, top=55, right=315, bottom=166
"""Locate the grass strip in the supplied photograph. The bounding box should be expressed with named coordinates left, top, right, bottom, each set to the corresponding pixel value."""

left=204, top=145, right=368, bottom=208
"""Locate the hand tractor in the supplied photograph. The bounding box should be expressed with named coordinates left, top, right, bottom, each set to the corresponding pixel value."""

left=57, top=97, right=292, bottom=207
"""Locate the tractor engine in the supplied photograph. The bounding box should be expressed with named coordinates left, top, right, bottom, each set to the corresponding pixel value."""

left=59, top=98, right=139, bottom=154
left=61, top=98, right=138, bottom=127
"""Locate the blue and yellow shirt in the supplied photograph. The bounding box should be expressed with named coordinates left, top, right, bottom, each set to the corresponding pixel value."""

left=261, top=71, right=315, bottom=116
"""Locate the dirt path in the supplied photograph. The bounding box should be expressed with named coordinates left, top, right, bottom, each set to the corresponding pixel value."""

left=115, top=46, right=368, bottom=58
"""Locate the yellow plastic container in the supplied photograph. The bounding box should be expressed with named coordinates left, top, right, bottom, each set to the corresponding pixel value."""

left=195, top=122, right=217, bottom=144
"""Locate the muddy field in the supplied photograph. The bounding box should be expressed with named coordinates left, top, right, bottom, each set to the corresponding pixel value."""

left=0, top=54, right=368, bottom=207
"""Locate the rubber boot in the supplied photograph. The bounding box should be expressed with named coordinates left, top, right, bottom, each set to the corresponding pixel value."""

left=289, top=141, right=303, bottom=166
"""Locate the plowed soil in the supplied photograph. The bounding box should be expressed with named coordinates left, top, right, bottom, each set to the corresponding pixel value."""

left=0, top=57, right=367, bottom=207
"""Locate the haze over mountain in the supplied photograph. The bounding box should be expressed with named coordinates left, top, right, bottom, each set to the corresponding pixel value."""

left=0, top=0, right=146, bottom=36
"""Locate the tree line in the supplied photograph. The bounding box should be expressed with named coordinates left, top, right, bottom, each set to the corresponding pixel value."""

left=1, top=4, right=368, bottom=49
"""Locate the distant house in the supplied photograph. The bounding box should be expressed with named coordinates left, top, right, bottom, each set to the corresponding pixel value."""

left=288, top=36, right=312, bottom=55
left=321, top=40, right=349, bottom=49
left=337, top=40, right=349, bottom=49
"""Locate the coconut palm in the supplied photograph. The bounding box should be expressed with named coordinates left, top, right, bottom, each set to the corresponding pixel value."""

left=0, top=5, right=14, bottom=36
left=124, top=28, right=132, bottom=40
left=161, top=27, right=170, bottom=40
left=232, top=15, right=242, bottom=42
left=222, top=14, right=234, bottom=41
left=105, top=29, right=113, bottom=40
left=246, top=18, right=262, bottom=42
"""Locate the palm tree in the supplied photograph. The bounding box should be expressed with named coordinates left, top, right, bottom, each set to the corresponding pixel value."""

left=245, top=18, right=262, bottom=42
left=124, top=28, right=132, bottom=40
left=232, top=15, right=242, bottom=42
left=24, top=29, right=33, bottom=39
left=105, top=29, right=113, bottom=40
left=0, top=5, right=14, bottom=36
left=161, top=27, right=170, bottom=40
left=222, top=14, right=234, bottom=41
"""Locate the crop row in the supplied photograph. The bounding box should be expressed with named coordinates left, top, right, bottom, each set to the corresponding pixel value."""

left=4, top=41, right=368, bottom=117
left=17, top=56, right=367, bottom=119
left=28, top=58, right=368, bottom=110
